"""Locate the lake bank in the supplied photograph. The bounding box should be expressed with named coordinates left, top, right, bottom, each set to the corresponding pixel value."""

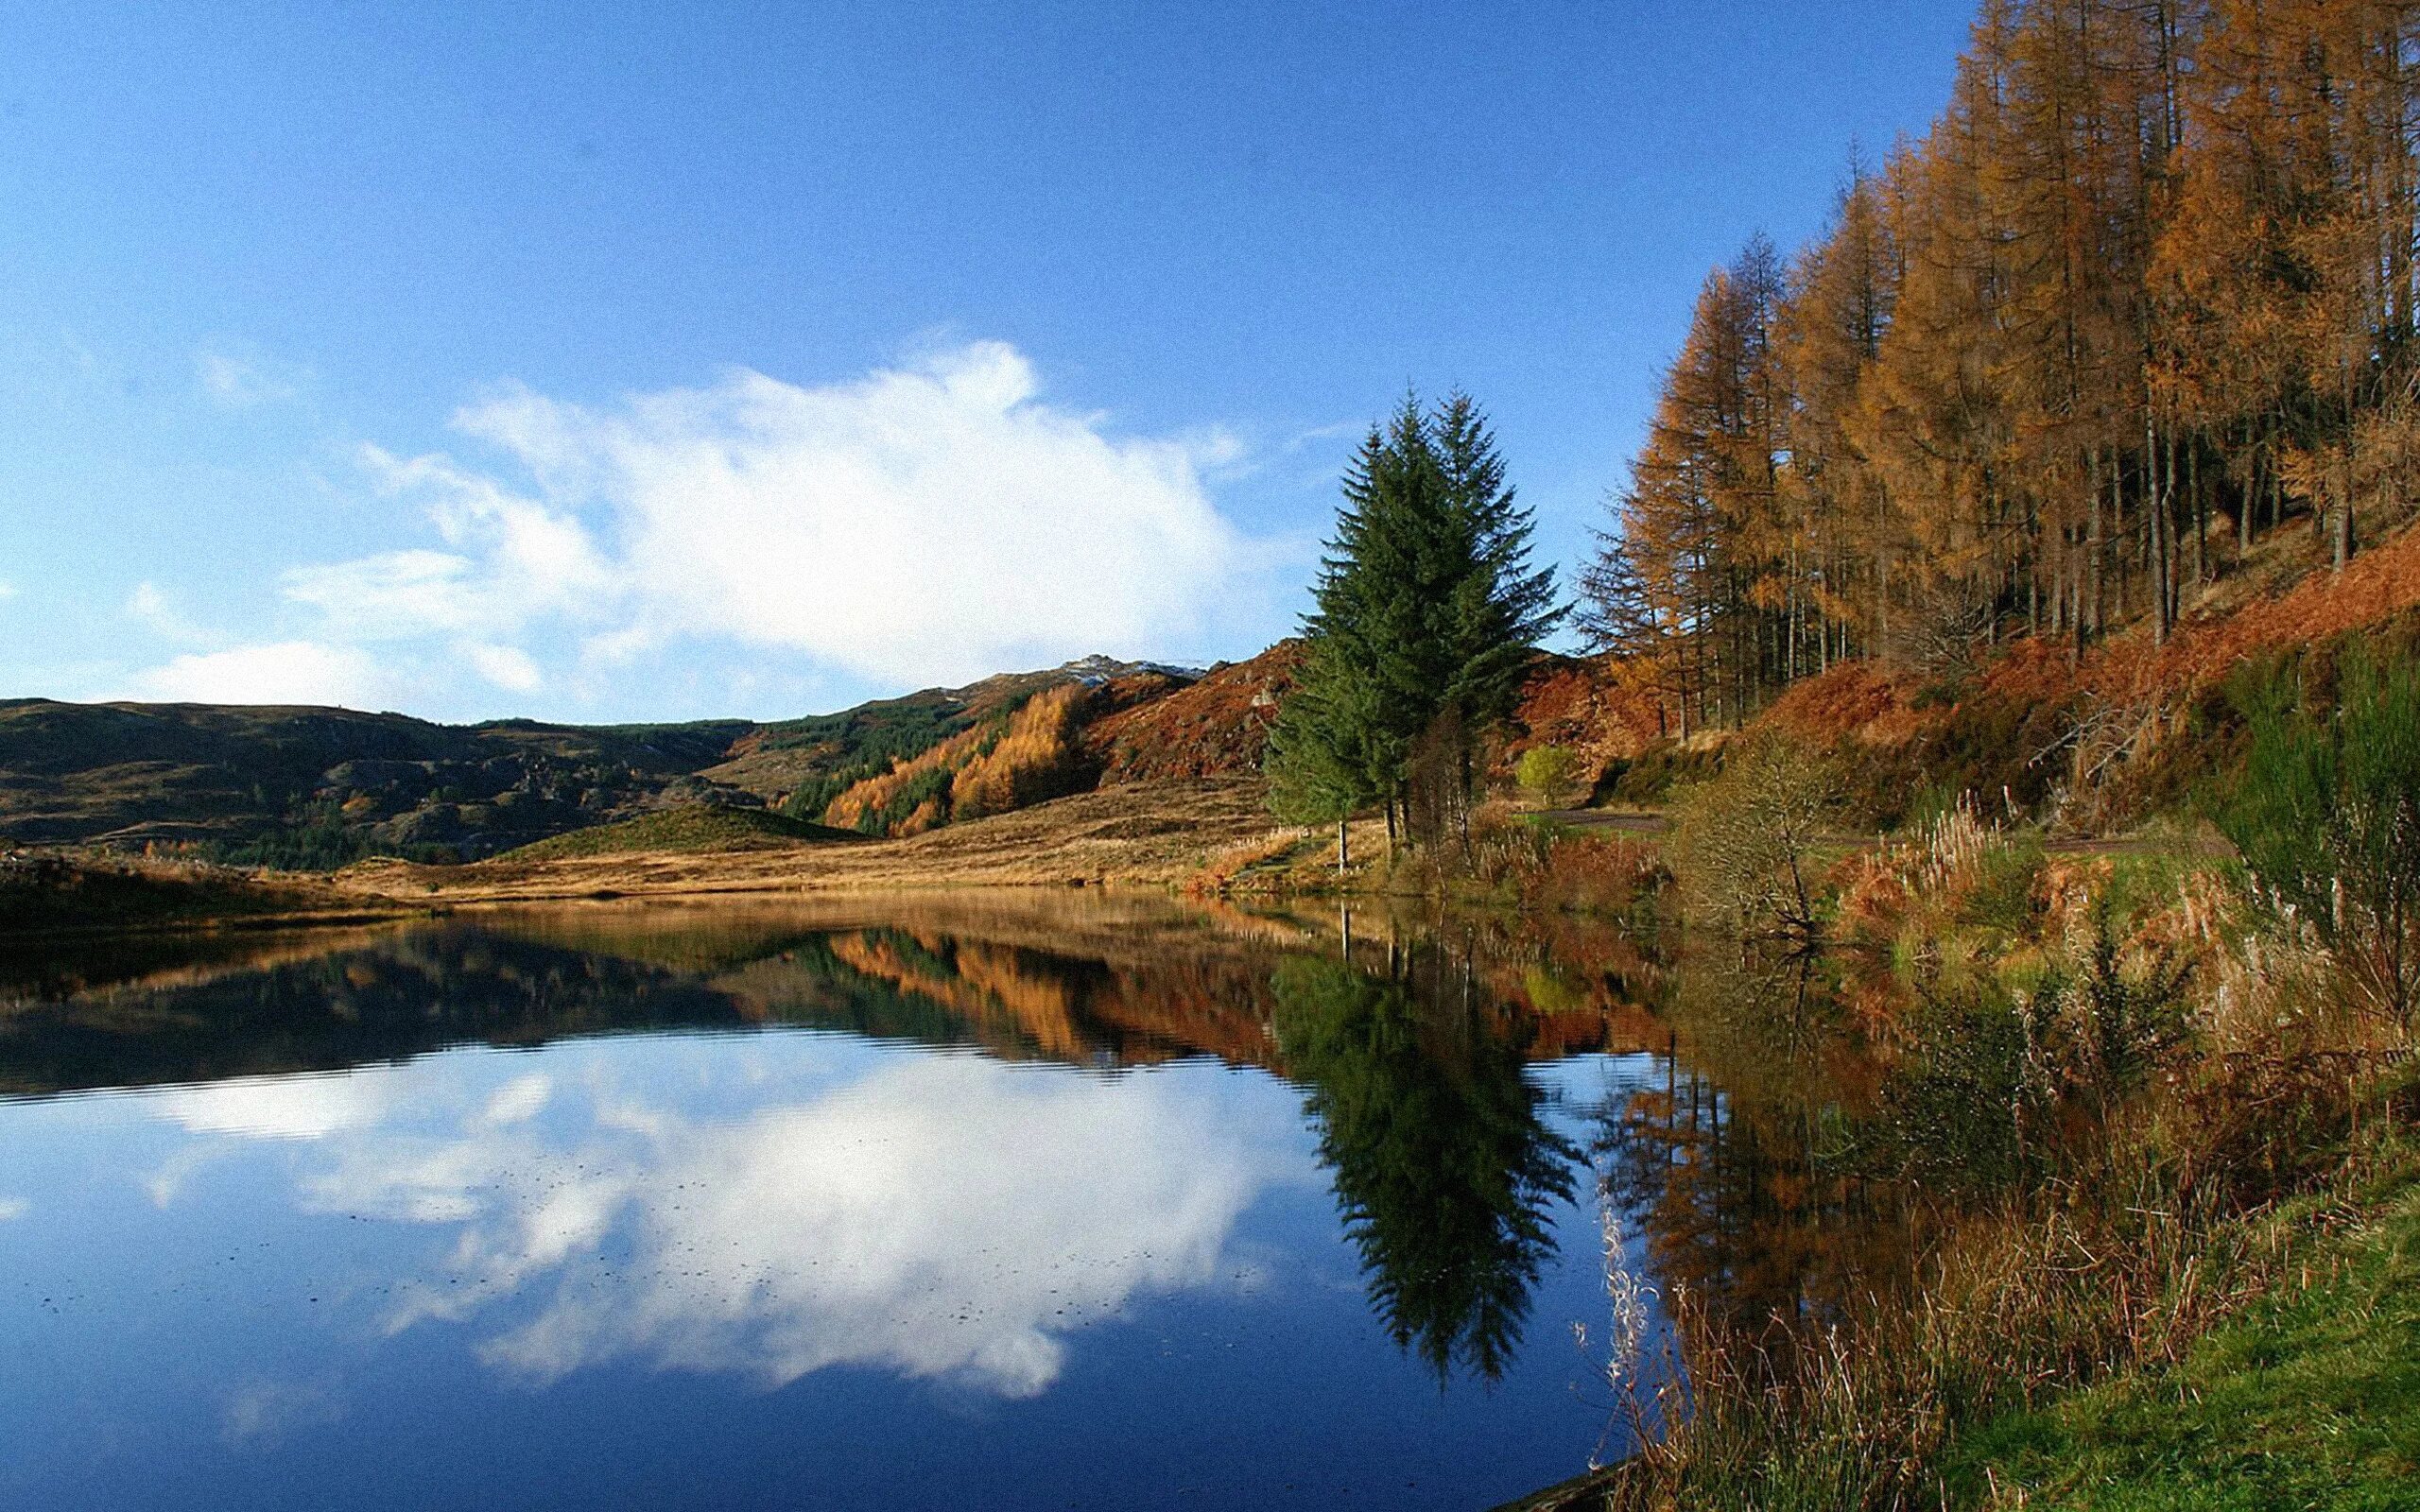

left=1942, top=1145, right=2420, bottom=1508
left=0, top=779, right=1290, bottom=938
left=1492, top=761, right=2420, bottom=1511
left=0, top=849, right=429, bottom=938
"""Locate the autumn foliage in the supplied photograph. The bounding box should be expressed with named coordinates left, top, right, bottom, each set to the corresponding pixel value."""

left=1085, top=644, right=1302, bottom=785
left=948, top=683, right=1090, bottom=821
left=1585, top=0, right=2420, bottom=738
left=820, top=683, right=1095, bottom=837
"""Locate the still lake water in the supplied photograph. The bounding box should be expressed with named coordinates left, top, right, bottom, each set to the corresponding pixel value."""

left=0, top=894, right=1844, bottom=1511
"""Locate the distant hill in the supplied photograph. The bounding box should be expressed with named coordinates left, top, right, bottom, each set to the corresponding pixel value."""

left=0, top=655, right=1260, bottom=867
left=495, top=804, right=862, bottom=862
left=0, top=698, right=756, bottom=864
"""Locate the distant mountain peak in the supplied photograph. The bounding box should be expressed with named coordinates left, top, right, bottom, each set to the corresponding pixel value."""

left=1050, top=654, right=1206, bottom=686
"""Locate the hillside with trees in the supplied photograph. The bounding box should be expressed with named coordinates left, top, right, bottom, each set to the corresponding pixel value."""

left=0, top=657, right=1233, bottom=864
left=1582, top=0, right=2419, bottom=734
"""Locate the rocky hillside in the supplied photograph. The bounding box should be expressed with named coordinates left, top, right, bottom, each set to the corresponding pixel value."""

left=1085, top=643, right=1302, bottom=784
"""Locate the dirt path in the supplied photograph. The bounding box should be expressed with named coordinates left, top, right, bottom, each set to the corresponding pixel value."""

left=1541, top=808, right=1669, bottom=833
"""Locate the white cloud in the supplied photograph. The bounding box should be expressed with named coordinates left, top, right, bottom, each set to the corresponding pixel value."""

left=196, top=350, right=302, bottom=408
left=288, top=341, right=1260, bottom=692
left=149, top=1072, right=400, bottom=1141
left=127, top=581, right=211, bottom=644
left=219, top=1377, right=345, bottom=1448
left=163, top=1046, right=1279, bottom=1401
left=117, top=582, right=410, bottom=711
left=479, top=1074, right=552, bottom=1126
left=281, top=550, right=485, bottom=640
left=471, top=1057, right=1261, bottom=1396
left=0, top=580, right=17, bottom=601
left=0, top=1197, right=26, bottom=1221
left=108, top=342, right=1292, bottom=713
left=128, top=640, right=389, bottom=709
left=463, top=643, right=543, bottom=694
left=289, top=443, right=616, bottom=645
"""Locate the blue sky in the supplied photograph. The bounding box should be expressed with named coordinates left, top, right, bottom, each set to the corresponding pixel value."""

left=0, top=2, right=1975, bottom=723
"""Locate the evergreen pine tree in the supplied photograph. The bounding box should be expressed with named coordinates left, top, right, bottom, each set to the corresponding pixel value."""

left=1433, top=390, right=1564, bottom=732
left=1268, top=391, right=1562, bottom=852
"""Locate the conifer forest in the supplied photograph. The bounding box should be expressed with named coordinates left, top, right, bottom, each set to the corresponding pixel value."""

left=1582, top=0, right=2420, bottom=734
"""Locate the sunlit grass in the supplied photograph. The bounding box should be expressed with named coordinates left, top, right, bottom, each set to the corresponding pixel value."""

left=1945, top=1160, right=2420, bottom=1509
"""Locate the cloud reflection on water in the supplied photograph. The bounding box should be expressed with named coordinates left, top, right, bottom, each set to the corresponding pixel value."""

left=146, top=1042, right=1284, bottom=1401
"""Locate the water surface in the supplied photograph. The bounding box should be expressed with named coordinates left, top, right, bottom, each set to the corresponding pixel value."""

left=0, top=894, right=1879, bottom=1509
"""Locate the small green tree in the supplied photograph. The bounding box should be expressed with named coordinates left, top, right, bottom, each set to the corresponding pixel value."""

left=1267, top=672, right=1377, bottom=872
left=1265, top=407, right=1429, bottom=862
left=1513, top=745, right=1582, bottom=811
left=2219, top=644, right=2420, bottom=1026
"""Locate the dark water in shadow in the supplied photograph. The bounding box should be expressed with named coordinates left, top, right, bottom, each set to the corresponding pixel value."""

left=0, top=894, right=1906, bottom=1510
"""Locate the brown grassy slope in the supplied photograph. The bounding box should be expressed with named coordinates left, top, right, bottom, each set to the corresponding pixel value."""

left=1085, top=644, right=1301, bottom=783
left=337, top=777, right=1286, bottom=902
left=1764, top=516, right=2420, bottom=748
left=0, top=850, right=404, bottom=936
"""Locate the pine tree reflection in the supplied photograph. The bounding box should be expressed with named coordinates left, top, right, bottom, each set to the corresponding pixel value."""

left=1271, top=947, right=1581, bottom=1383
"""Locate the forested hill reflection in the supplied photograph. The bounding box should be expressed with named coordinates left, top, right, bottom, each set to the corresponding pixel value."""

left=1, top=899, right=1927, bottom=1397
left=0, top=900, right=1634, bottom=1097
left=0, top=931, right=1264, bottom=1099
left=0, top=927, right=762, bottom=1096
left=1590, top=948, right=1928, bottom=1362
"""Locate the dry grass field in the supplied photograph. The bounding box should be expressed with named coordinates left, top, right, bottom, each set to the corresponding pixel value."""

left=337, top=776, right=1290, bottom=904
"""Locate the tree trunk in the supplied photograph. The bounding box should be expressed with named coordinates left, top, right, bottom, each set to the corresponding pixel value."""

left=2240, top=421, right=2256, bottom=555
left=2149, top=417, right=2169, bottom=645
left=2086, top=447, right=2106, bottom=638
left=2335, top=440, right=2356, bottom=571
left=2189, top=435, right=2204, bottom=588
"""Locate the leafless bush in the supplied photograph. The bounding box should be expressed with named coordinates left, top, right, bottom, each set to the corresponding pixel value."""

left=1670, top=735, right=1841, bottom=945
